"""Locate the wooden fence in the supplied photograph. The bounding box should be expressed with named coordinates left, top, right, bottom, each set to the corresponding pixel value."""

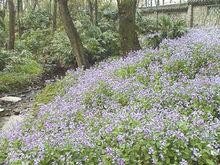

left=140, top=0, right=220, bottom=27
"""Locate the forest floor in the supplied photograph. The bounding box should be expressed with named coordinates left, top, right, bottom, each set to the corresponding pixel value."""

left=0, top=68, right=66, bottom=131
left=0, top=88, right=40, bottom=131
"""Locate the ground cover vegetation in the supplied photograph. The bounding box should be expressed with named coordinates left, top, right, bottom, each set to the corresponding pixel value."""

left=1, top=0, right=219, bottom=164
left=0, top=28, right=219, bottom=164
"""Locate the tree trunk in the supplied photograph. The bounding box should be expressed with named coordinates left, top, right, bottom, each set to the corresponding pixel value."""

left=87, top=0, right=94, bottom=24
left=7, top=0, right=15, bottom=50
left=94, top=0, right=98, bottom=25
left=17, top=0, right=22, bottom=38
left=117, top=0, right=140, bottom=56
left=0, top=0, right=7, bottom=9
left=58, top=0, right=90, bottom=69
left=33, top=0, right=38, bottom=11
left=52, top=0, right=57, bottom=32
left=157, top=0, right=160, bottom=6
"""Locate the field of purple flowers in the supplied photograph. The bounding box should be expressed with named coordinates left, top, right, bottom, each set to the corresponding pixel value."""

left=0, top=28, right=220, bottom=164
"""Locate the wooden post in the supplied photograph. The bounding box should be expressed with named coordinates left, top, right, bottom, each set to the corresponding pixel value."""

left=187, top=4, right=193, bottom=27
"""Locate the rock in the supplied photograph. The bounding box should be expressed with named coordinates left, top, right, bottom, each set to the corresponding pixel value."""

left=1, top=115, right=23, bottom=132
left=0, top=108, right=7, bottom=117
left=13, top=109, right=20, bottom=115
left=0, top=96, right=22, bottom=103
left=0, top=116, right=10, bottom=129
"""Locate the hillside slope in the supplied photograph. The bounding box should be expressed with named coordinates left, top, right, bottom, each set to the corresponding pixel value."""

left=0, top=28, right=220, bottom=164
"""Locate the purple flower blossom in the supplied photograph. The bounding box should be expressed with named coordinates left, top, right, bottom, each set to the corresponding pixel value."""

left=117, top=158, right=125, bottom=165
left=148, top=147, right=154, bottom=154
left=106, top=147, right=114, bottom=156
left=180, top=159, right=188, bottom=165
left=0, top=28, right=219, bottom=164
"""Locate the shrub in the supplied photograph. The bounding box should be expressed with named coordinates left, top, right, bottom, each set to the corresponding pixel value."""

left=0, top=72, right=32, bottom=93
left=140, top=16, right=187, bottom=48
left=74, top=12, right=119, bottom=63
left=0, top=49, right=16, bottom=71
left=16, top=29, right=52, bottom=56
left=136, top=11, right=158, bottom=35
left=5, top=56, right=42, bottom=74
left=20, top=9, right=50, bottom=31
left=0, top=29, right=6, bottom=48
left=0, top=51, right=43, bottom=93
left=47, top=31, right=74, bottom=68
left=100, top=3, right=118, bottom=22
left=159, top=16, right=187, bottom=39
left=0, top=12, right=6, bottom=48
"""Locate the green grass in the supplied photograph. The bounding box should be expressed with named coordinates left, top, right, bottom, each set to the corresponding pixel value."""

left=34, top=80, right=66, bottom=108
left=0, top=57, right=43, bottom=93
left=34, top=71, right=78, bottom=109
